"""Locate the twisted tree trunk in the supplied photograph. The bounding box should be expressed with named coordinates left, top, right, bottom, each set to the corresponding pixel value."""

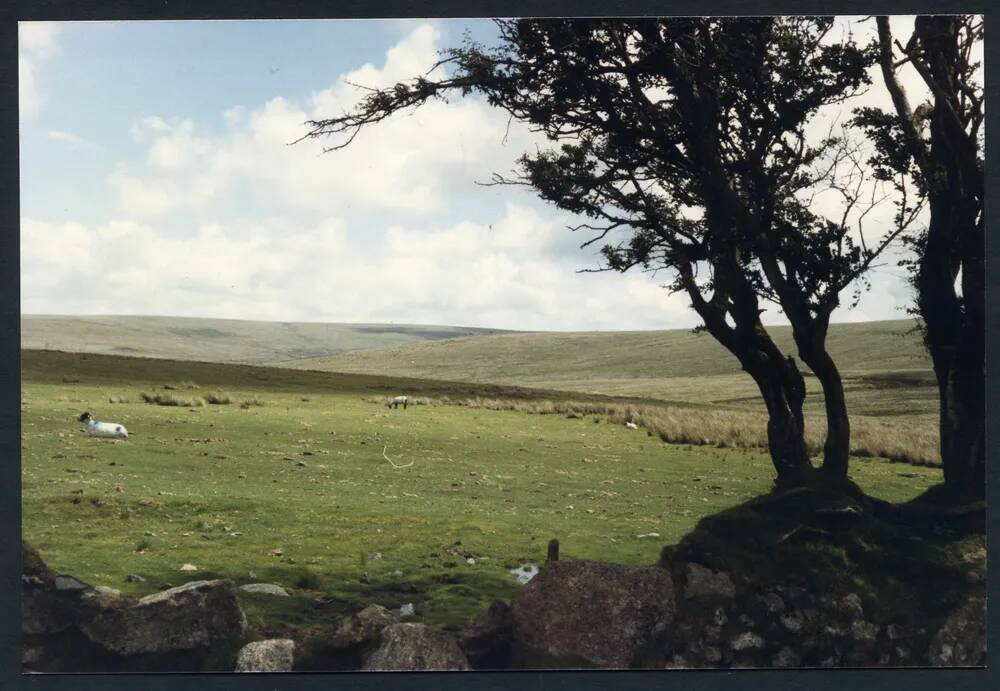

left=910, top=16, right=985, bottom=500
left=749, top=354, right=811, bottom=482
left=803, top=351, right=850, bottom=478
left=872, top=15, right=986, bottom=500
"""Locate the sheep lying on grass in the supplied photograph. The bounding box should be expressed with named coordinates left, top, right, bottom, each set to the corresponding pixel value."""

left=77, top=411, right=128, bottom=439
left=387, top=395, right=408, bottom=410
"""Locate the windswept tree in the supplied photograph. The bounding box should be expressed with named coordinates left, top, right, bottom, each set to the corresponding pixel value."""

left=302, top=18, right=913, bottom=484
left=857, top=16, right=984, bottom=499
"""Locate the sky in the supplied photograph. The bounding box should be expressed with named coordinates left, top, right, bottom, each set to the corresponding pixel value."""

left=19, top=17, right=940, bottom=331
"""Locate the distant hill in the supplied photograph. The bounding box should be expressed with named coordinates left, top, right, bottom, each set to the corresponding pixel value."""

left=20, top=315, right=511, bottom=365
left=21, top=315, right=934, bottom=415
left=281, top=319, right=934, bottom=413
left=285, top=319, right=928, bottom=380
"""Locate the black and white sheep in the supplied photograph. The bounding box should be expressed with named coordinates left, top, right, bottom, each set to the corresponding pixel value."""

left=77, top=411, right=128, bottom=439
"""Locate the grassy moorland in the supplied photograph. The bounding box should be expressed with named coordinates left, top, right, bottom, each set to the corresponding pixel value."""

left=20, top=349, right=943, bottom=644
left=282, top=318, right=940, bottom=463
left=21, top=314, right=509, bottom=365
left=282, top=319, right=936, bottom=416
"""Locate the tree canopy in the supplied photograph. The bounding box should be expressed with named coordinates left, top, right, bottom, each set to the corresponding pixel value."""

left=303, top=17, right=918, bottom=482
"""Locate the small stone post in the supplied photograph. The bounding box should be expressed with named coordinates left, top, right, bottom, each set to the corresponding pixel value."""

left=547, top=538, right=559, bottom=562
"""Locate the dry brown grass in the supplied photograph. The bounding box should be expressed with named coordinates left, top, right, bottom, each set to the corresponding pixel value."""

left=402, top=396, right=940, bottom=467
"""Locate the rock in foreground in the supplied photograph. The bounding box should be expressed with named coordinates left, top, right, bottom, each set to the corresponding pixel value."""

left=363, top=623, right=470, bottom=671
left=510, top=559, right=675, bottom=668
left=81, top=579, right=248, bottom=657
left=236, top=639, right=296, bottom=672
left=927, top=594, right=987, bottom=666
left=23, top=544, right=250, bottom=672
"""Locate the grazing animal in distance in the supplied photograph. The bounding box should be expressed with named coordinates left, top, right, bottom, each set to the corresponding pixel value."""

left=77, top=411, right=128, bottom=439
left=624, top=421, right=638, bottom=430
left=387, top=395, right=408, bottom=410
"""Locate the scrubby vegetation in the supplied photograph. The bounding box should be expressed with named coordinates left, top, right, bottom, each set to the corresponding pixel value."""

left=206, top=390, right=232, bottom=405
left=141, top=391, right=205, bottom=407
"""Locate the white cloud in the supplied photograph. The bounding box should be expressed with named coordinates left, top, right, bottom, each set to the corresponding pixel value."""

left=130, top=116, right=174, bottom=142
left=19, top=22, right=60, bottom=119
left=22, top=20, right=921, bottom=331
left=20, top=22, right=60, bottom=58
left=109, top=23, right=545, bottom=219
left=21, top=203, right=695, bottom=330
left=47, top=130, right=86, bottom=146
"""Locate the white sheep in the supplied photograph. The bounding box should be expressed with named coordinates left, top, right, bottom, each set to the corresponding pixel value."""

left=624, top=421, right=639, bottom=430
left=387, top=395, right=408, bottom=410
left=77, top=411, right=128, bottom=439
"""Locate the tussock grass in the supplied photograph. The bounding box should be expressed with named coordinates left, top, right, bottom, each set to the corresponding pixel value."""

left=108, top=395, right=128, bottom=404
left=205, top=390, right=232, bottom=405
left=239, top=396, right=267, bottom=409
left=141, top=391, right=205, bottom=407
left=163, top=381, right=200, bottom=390
left=415, top=396, right=940, bottom=467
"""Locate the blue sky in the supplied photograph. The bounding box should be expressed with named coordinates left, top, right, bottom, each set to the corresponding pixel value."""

left=20, top=18, right=927, bottom=330
left=21, top=20, right=501, bottom=226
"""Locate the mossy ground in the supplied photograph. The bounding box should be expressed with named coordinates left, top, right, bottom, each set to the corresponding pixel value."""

left=22, top=350, right=949, bottom=645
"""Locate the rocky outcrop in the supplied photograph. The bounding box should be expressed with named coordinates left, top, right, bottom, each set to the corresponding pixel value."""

left=80, top=580, right=247, bottom=657
left=363, top=623, right=471, bottom=671
left=24, top=535, right=986, bottom=672
left=662, top=576, right=900, bottom=669
left=22, top=544, right=111, bottom=636
left=927, top=594, right=987, bottom=666
left=510, top=559, right=675, bottom=668
left=22, top=543, right=248, bottom=672
left=235, top=639, right=296, bottom=672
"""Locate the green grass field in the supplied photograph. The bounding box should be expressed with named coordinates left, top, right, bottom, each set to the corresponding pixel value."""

left=21, top=349, right=944, bottom=643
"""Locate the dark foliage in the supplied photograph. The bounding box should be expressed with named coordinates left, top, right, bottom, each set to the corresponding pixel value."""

left=301, top=18, right=916, bottom=482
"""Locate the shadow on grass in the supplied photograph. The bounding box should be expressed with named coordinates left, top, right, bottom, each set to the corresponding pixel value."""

left=660, top=473, right=984, bottom=637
